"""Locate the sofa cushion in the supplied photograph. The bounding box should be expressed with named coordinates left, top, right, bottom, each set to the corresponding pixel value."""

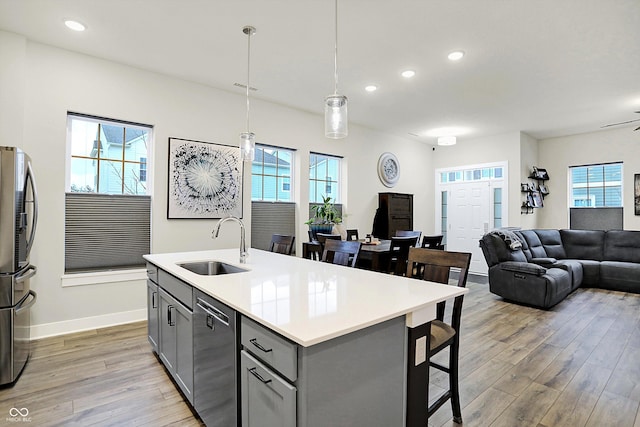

left=572, top=259, right=601, bottom=287
left=560, top=229, right=604, bottom=261
left=554, top=259, right=584, bottom=291
left=518, top=230, right=548, bottom=258
left=480, top=232, right=528, bottom=266
left=599, top=261, right=640, bottom=293
left=534, top=229, right=567, bottom=259
left=514, top=231, right=532, bottom=261
left=604, top=230, right=640, bottom=263
left=500, top=261, right=546, bottom=276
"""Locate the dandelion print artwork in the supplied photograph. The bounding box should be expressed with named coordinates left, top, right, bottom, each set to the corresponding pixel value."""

left=168, top=138, right=242, bottom=218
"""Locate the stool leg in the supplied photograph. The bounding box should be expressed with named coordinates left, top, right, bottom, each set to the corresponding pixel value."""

left=450, top=339, right=462, bottom=424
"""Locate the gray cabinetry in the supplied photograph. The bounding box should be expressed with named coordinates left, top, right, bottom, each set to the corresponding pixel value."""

left=146, top=280, right=159, bottom=353
left=146, top=263, right=159, bottom=353
left=240, top=315, right=406, bottom=427
left=240, top=350, right=296, bottom=427
left=151, top=268, right=194, bottom=406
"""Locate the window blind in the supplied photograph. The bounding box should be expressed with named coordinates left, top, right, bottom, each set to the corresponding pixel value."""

left=65, top=193, right=151, bottom=272
left=251, top=201, right=296, bottom=252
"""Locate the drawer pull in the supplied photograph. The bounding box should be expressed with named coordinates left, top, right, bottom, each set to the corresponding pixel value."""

left=249, top=367, right=272, bottom=384
left=250, top=338, right=273, bottom=353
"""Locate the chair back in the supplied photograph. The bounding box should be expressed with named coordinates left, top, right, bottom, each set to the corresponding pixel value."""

left=322, top=239, right=361, bottom=267
left=269, top=234, right=295, bottom=255
left=388, top=236, right=418, bottom=275
left=396, top=230, right=422, bottom=247
left=346, top=229, right=359, bottom=241
left=421, top=235, right=444, bottom=250
left=406, top=248, right=471, bottom=331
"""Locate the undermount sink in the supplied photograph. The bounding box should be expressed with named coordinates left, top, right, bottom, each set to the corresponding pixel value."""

left=178, top=260, right=248, bottom=276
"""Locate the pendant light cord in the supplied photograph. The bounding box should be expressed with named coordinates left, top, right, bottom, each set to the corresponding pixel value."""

left=246, top=29, right=252, bottom=132
left=333, top=0, right=339, bottom=96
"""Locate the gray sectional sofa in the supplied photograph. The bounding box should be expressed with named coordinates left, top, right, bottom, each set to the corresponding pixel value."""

left=479, top=229, right=640, bottom=308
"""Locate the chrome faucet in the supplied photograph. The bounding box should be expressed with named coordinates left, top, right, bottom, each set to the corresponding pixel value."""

left=213, top=216, right=247, bottom=264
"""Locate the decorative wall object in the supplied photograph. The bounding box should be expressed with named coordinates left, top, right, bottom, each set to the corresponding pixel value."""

left=377, top=152, right=400, bottom=187
left=168, top=138, right=242, bottom=219
left=521, top=166, right=550, bottom=214
left=635, top=174, right=640, bottom=215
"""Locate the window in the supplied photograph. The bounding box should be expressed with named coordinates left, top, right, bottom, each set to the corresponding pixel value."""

left=570, top=162, right=622, bottom=207
left=139, top=157, right=147, bottom=182
left=251, top=144, right=296, bottom=251
left=309, top=152, right=341, bottom=203
left=65, top=113, right=152, bottom=274
left=251, top=144, right=294, bottom=202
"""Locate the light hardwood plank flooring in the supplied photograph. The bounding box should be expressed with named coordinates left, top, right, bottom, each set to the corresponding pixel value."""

left=0, top=322, right=204, bottom=427
left=1, top=281, right=638, bottom=426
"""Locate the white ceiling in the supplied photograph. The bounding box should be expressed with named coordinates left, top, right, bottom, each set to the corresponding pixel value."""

left=1, top=0, right=640, bottom=143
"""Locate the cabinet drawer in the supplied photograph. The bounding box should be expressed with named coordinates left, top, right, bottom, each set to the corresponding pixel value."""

left=146, top=263, right=158, bottom=284
left=241, top=317, right=297, bottom=382
left=158, top=269, right=193, bottom=309
left=240, top=350, right=296, bottom=427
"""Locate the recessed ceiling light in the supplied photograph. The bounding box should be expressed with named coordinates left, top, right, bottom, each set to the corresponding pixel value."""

left=437, top=136, right=457, bottom=146
left=401, top=70, right=416, bottom=78
left=64, top=20, right=86, bottom=32
left=365, top=85, right=378, bottom=92
left=447, top=51, right=465, bottom=61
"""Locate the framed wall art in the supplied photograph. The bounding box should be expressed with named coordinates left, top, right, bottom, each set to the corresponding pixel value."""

left=168, top=138, right=243, bottom=219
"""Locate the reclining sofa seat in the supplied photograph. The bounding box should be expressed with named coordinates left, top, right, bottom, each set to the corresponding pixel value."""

left=480, top=228, right=640, bottom=309
left=479, top=231, right=573, bottom=309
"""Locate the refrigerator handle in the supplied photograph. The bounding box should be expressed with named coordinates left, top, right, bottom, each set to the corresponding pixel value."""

left=25, top=160, right=38, bottom=257
left=15, top=290, right=37, bottom=315
left=15, top=265, right=37, bottom=284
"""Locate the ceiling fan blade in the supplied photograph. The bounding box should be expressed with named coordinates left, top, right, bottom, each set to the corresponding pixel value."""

left=601, top=118, right=640, bottom=128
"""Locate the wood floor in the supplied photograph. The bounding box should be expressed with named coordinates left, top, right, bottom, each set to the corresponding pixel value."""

left=0, top=281, right=638, bottom=427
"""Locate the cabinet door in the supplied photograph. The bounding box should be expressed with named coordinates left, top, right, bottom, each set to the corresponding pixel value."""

left=174, top=300, right=194, bottom=404
left=159, top=289, right=177, bottom=372
left=158, top=288, right=194, bottom=404
left=240, top=350, right=296, bottom=427
left=147, top=280, right=159, bottom=353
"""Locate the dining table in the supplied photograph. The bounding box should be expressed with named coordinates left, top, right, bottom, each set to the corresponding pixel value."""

left=302, top=239, right=392, bottom=272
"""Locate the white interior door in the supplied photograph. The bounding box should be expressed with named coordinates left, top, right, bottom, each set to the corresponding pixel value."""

left=436, top=162, right=508, bottom=276
left=447, top=182, right=491, bottom=275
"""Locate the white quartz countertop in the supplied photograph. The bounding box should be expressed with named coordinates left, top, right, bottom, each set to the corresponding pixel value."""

left=144, top=248, right=467, bottom=347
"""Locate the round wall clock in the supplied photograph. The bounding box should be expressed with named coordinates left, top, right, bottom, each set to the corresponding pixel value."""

left=377, top=152, right=400, bottom=187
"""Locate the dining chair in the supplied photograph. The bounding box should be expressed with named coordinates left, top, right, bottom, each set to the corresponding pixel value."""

left=396, top=230, right=422, bottom=247
left=346, top=229, right=359, bottom=241
left=268, top=234, right=295, bottom=255
left=387, top=236, right=418, bottom=275
left=321, top=239, right=361, bottom=267
left=405, top=247, right=471, bottom=425
left=421, top=235, right=445, bottom=250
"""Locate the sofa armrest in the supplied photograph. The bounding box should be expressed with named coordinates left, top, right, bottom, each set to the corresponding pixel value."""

left=500, top=261, right=546, bottom=276
left=531, top=257, right=557, bottom=268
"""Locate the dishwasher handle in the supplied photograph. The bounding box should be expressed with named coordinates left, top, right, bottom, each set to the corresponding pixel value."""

left=196, top=298, right=230, bottom=326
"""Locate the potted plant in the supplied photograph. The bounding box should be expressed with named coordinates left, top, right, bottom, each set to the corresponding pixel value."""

left=306, top=195, right=341, bottom=239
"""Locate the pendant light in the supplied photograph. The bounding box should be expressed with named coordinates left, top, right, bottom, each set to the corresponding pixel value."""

left=240, top=26, right=256, bottom=162
left=325, top=0, right=348, bottom=139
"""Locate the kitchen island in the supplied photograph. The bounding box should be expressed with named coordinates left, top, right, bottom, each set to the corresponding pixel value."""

left=144, top=248, right=467, bottom=427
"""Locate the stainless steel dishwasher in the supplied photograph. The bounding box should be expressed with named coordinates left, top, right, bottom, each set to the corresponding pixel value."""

left=193, top=289, right=237, bottom=427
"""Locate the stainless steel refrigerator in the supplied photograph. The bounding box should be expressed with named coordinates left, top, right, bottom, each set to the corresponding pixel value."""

left=0, top=146, right=38, bottom=386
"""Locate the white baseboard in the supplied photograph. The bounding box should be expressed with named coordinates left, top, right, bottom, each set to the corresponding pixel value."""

left=31, top=308, right=147, bottom=340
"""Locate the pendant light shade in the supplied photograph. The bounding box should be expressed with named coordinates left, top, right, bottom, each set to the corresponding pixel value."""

left=240, top=26, right=256, bottom=162
left=325, top=94, right=348, bottom=139
left=240, top=131, right=255, bottom=160
left=325, top=0, right=348, bottom=139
